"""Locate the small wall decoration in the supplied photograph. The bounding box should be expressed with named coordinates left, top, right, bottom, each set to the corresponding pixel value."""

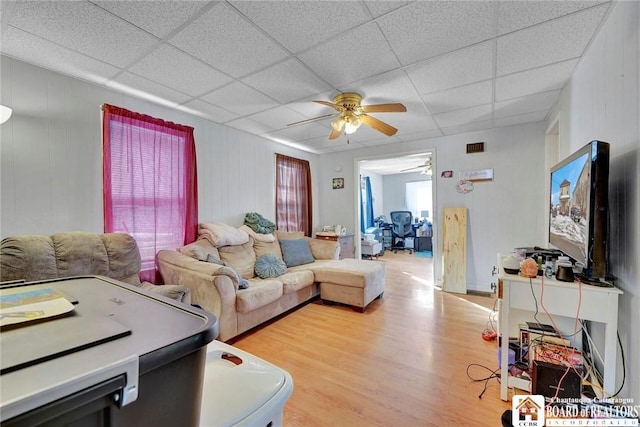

left=332, top=177, right=344, bottom=189
left=460, top=168, right=493, bottom=182
left=456, top=180, right=474, bottom=194
left=441, top=170, right=453, bottom=178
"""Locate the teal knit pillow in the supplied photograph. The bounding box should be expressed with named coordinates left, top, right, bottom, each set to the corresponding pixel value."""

left=254, top=254, right=287, bottom=279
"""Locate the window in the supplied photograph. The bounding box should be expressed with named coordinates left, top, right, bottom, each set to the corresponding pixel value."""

left=102, top=104, right=198, bottom=283
left=405, top=180, right=432, bottom=222
left=275, top=154, right=312, bottom=235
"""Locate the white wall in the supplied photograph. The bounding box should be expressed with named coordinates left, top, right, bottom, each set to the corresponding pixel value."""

left=0, top=56, right=319, bottom=237
left=381, top=171, right=430, bottom=221
left=320, top=122, right=547, bottom=292
left=547, top=0, right=639, bottom=402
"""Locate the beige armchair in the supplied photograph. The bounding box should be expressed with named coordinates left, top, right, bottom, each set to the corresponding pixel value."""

left=0, top=231, right=191, bottom=304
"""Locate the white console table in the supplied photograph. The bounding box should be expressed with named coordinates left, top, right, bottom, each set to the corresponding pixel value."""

left=497, top=259, right=622, bottom=401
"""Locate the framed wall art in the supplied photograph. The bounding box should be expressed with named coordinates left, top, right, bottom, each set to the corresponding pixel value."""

left=332, top=178, right=344, bottom=189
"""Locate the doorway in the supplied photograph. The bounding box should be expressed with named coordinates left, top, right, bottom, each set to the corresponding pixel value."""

left=354, top=150, right=437, bottom=284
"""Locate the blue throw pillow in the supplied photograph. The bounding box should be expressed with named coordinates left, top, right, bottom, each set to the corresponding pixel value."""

left=279, top=238, right=315, bottom=267
left=254, top=254, right=287, bottom=279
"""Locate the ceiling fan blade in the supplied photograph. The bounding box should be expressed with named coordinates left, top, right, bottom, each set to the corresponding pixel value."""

left=287, top=112, right=339, bottom=127
left=329, top=128, right=341, bottom=140
left=359, top=114, right=399, bottom=137
left=360, top=103, right=407, bottom=113
left=314, top=100, right=343, bottom=111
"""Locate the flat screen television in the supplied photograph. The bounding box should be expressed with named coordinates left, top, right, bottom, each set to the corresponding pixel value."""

left=548, top=140, right=610, bottom=280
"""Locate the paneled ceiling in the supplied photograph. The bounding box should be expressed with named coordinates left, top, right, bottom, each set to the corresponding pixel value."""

left=0, top=1, right=611, bottom=154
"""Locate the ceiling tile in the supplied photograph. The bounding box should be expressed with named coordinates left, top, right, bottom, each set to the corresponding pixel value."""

left=298, top=22, right=401, bottom=88
left=224, top=117, right=278, bottom=136
left=107, top=72, right=192, bottom=106
left=265, top=121, right=331, bottom=143
left=1, top=26, right=120, bottom=84
left=93, top=1, right=207, bottom=39
left=229, top=1, right=370, bottom=54
left=494, top=110, right=548, bottom=128
left=433, top=104, right=493, bottom=128
left=349, top=69, right=419, bottom=103
left=181, top=99, right=239, bottom=124
left=8, top=1, right=159, bottom=68
left=383, top=102, right=438, bottom=134
left=497, top=1, right=606, bottom=36
left=406, top=41, right=494, bottom=94
left=496, top=59, right=578, bottom=101
left=285, top=90, right=342, bottom=118
left=422, top=80, right=493, bottom=114
left=200, top=82, right=278, bottom=116
left=494, top=90, right=560, bottom=118
left=168, top=2, right=289, bottom=78
left=129, top=44, right=232, bottom=97
left=378, top=1, right=495, bottom=65
left=242, top=58, right=334, bottom=104
left=364, top=1, right=413, bottom=18
left=246, top=105, right=309, bottom=130
left=395, top=129, right=444, bottom=143
left=441, top=119, right=495, bottom=136
left=496, top=3, right=610, bottom=75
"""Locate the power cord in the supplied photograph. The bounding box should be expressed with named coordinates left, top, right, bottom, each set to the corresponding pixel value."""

left=466, top=363, right=501, bottom=399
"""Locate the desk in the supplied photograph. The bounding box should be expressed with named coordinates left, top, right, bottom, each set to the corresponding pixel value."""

left=414, top=236, right=432, bottom=252
left=497, top=256, right=622, bottom=401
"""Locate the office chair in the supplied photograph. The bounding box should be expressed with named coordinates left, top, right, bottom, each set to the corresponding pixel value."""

left=389, top=211, right=416, bottom=254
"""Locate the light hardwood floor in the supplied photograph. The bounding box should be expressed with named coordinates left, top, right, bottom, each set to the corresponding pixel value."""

left=231, top=251, right=512, bottom=426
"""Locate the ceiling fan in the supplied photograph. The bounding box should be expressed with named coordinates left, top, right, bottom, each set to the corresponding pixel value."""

left=401, top=158, right=433, bottom=175
left=287, top=92, right=406, bottom=140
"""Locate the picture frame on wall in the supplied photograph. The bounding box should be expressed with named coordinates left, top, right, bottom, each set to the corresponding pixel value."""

left=332, top=178, right=344, bottom=189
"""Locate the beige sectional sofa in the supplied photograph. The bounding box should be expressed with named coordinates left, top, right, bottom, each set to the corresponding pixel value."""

left=157, top=223, right=385, bottom=341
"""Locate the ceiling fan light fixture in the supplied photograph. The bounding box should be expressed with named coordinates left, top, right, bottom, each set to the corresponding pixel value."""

left=344, top=115, right=361, bottom=134
left=331, top=117, right=345, bottom=132
left=344, top=121, right=358, bottom=134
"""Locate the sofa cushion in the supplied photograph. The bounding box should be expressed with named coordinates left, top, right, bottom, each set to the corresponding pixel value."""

left=218, top=238, right=256, bottom=279
left=279, top=238, right=314, bottom=267
left=199, top=223, right=249, bottom=247
left=254, top=254, right=287, bottom=279
left=275, top=230, right=305, bottom=240
left=279, top=270, right=315, bottom=293
left=236, top=281, right=283, bottom=313
left=253, top=239, right=282, bottom=259
left=312, top=259, right=385, bottom=289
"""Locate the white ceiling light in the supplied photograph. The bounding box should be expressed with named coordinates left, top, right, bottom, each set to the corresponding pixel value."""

left=0, top=105, right=13, bottom=124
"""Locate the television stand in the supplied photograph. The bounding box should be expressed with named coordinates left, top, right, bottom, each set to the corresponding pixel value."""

left=497, top=254, right=623, bottom=401
left=575, top=274, right=615, bottom=288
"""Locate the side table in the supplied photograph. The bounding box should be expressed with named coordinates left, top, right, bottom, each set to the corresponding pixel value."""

left=315, top=233, right=355, bottom=259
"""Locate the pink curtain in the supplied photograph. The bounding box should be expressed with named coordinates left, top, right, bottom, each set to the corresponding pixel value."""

left=275, top=154, right=312, bottom=236
left=103, top=104, right=198, bottom=283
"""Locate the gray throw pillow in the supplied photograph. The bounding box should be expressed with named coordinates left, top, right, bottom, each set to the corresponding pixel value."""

left=254, top=254, right=287, bottom=279
left=279, top=238, right=314, bottom=267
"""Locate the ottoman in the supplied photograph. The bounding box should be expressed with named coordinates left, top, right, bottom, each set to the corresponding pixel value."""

left=313, top=259, right=385, bottom=312
left=361, top=239, right=382, bottom=259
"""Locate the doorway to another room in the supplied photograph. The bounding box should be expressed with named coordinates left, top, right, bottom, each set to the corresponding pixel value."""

left=356, top=151, right=436, bottom=284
